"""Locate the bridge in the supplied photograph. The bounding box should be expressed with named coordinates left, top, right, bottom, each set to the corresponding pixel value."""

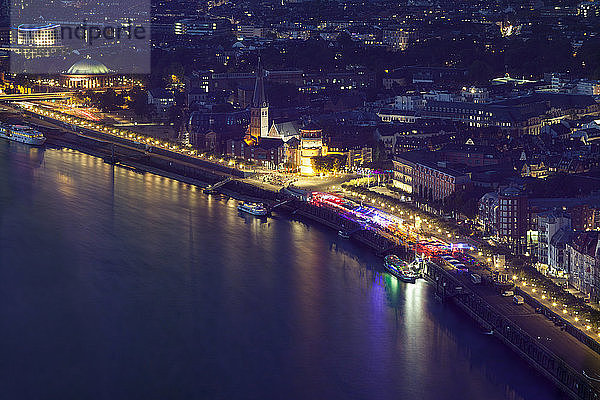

left=0, top=92, right=75, bottom=102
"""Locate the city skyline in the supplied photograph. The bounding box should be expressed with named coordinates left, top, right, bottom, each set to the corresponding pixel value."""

left=0, top=0, right=599, bottom=398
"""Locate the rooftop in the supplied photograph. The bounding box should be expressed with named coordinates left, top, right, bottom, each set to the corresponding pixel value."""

left=65, top=59, right=111, bottom=75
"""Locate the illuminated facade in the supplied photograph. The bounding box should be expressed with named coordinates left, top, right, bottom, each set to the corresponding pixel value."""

left=392, top=157, right=414, bottom=193
left=299, top=123, right=327, bottom=175
left=2, top=23, right=66, bottom=58
left=174, top=18, right=230, bottom=37
left=60, top=59, right=116, bottom=89
left=393, top=153, right=469, bottom=200
left=382, top=27, right=417, bottom=51
left=497, top=21, right=522, bottom=37
left=17, top=24, right=60, bottom=46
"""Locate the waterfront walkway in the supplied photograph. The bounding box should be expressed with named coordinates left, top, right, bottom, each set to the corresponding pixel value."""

left=460, top=269, right=600, bottom=388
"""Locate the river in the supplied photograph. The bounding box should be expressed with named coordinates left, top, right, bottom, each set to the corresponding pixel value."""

left=0, top=142, right=563, bottom=399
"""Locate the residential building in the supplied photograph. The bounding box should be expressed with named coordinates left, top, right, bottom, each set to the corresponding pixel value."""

left=413, top=161, right=469, bottom=201
left=174, top=17, right=231, bottom=37
left=392, top=152, right=470, bottom=200
left=326, top=137, right=373, bottom=170
left=187, top=87, right=209, bottom=106
left=303, top=67, right=375, bottom=91
left=548, top=229, right=573, bottom=277
left=497, top=187, right=529, bottom=255
left=265, top=70, right=304, bottom=86
left=575, top=79, right=600, bottom=96
left=377, top=109, right=419, bottom=123
left=422, top=93, right=600, bottom=135
left=567, top=231, right=600, bottom=301
left=478, top=192, right=499, bottom=235
left=442, top=143, right=501, bottom=167
left=392, top=156, right=414, bottom=194
left=392, top=95, right=425, bottom=110
left=188, top=107, right=249, bottom=148
left=227, top=138, right=286, bottom=169
left=382, top=27, right=416, bottom=51
left=537, top=210, right=572, bottom=275
left=345, top=147, right=373, bottom=169
left=236, top=25, right=267, bottom=39
left=147, top=89, right=174, bottom=118
left=578, top=1, right=600, bottom=18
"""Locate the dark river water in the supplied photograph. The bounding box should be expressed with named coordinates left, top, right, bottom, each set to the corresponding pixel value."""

left=0, top=142, right=564, bottom=399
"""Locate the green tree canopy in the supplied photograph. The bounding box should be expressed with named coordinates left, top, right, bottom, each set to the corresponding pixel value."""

left=311, top=154, right=347, bottom=174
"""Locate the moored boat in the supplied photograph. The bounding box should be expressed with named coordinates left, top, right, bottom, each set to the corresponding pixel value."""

left=238, top=202, right=268, bottom=216
left=0, top=123, right=46, bottom=146
left=384, top=254, right=418, bottom=283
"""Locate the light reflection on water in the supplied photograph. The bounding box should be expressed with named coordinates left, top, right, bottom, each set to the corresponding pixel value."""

left=0, top=143, right=563, bottom=400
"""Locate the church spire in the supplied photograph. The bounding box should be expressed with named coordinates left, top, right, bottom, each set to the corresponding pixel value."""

left=244, top=57, right=270, bottom=145
left=252, top=57, right=267, bottom=108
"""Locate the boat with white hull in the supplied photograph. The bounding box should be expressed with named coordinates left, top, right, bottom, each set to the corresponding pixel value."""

left=238, top=202, right=268, bottom=216
left=0, top=123, right=46, bottom=146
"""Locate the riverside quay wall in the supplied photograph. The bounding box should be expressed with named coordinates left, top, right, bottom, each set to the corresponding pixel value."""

left=292, top=200, right=400, bottom=254
left=422, top=262, right=600, bottom=400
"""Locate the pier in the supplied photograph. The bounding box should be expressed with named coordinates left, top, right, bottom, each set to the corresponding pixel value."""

left=204, top=177, right=234, bottom=194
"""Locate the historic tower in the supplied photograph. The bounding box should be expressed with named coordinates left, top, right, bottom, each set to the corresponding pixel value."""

left=247, top=58, right=269, bottom=144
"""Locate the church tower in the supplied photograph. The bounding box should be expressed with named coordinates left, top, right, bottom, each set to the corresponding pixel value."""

left=248, top=58, right=269, bottom=143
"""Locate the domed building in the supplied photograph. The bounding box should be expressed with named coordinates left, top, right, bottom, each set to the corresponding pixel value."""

left=66, top=59, right=111, bottom=75
left=60, top=59, right=115, bottom=90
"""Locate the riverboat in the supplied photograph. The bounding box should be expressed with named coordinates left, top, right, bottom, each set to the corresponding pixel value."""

left=0, top=123, right=46, bottom=146
left=384, top=254, right=418, bottom=283
left=238, top=202, right=268, bottom=216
